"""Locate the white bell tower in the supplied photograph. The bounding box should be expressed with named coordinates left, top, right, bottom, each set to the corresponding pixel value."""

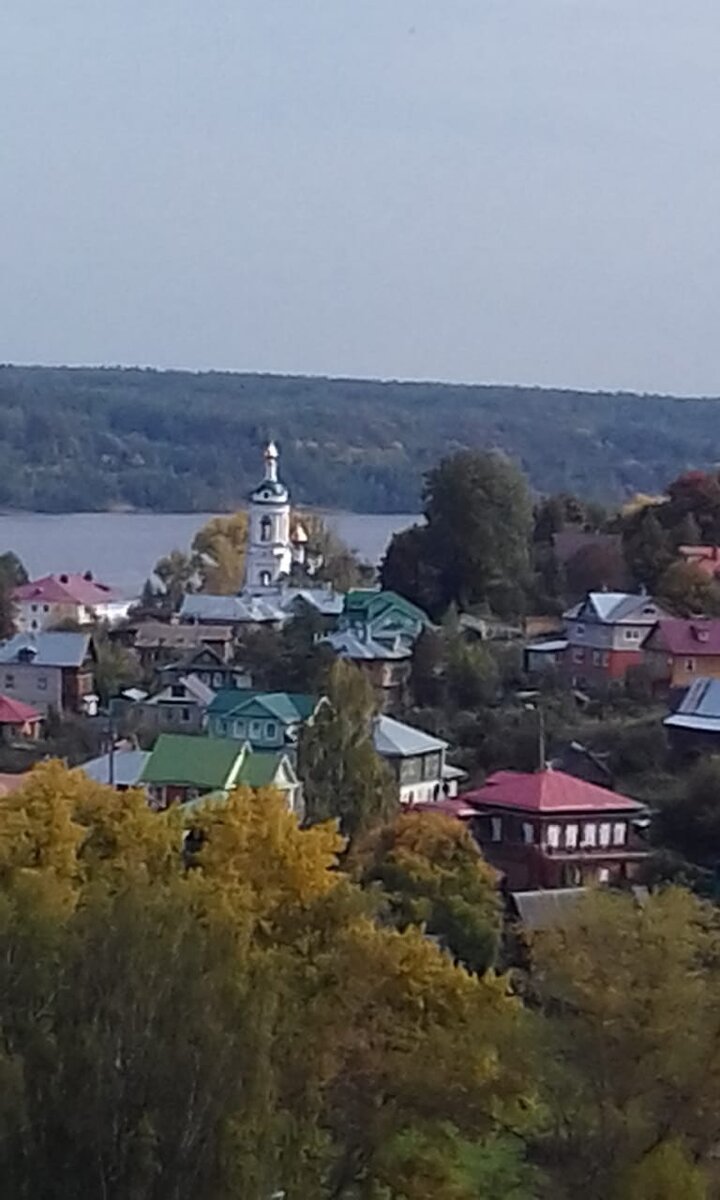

left=242, top=442, right=292, bottom=592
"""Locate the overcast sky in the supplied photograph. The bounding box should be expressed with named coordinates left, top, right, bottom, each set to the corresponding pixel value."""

left=3, top=0, right=720, bottom=395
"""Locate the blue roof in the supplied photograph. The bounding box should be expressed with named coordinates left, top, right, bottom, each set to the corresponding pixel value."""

left=0, top=632, right=91, bottom=668
left=79, top=749, right=150, bottom=788
left=665, top=677, right=720, bottom=733
left=373, top=715, right=447, bottom=757
left=324, top=630, right=412, bottom=661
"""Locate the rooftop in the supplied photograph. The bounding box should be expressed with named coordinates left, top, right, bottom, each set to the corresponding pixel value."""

left=134, top=622, right=233, bottom=649
left=0, top=632, right=91, bottom=668
left=647, top=618, right=720, bottom=656
left=463, top=768, right=645, bottom=814
left=208, top=688, right=317, bottom=723
left=14, top=572, right=117, bottom=606
left=141, top=735, right=244, bottom=789
left=324, top=629, right=412, bottom=661
left=80, top=748, right=150, bottom=788
left=665, top=677, right=720, bottom=733
left=565, top=591, right=666, bottom=626
left=373, top=714, right=447, bottom=758
left=0, top=694, right=42, bottom=724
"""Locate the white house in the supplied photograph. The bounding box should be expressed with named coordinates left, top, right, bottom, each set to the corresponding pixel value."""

left=372, top=714, right=465, bottom=805
left=13, top=573, right=130, bottom=632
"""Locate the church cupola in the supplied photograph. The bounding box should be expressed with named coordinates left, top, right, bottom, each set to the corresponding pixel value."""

left=242, top=441, right=292, bottom=592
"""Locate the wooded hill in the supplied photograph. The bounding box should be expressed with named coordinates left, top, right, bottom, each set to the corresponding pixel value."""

left=3, top=364, right=720, bottom=512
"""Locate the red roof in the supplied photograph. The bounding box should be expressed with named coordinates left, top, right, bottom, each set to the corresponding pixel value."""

left=407, top=797, right=478, bottom=820
left=462, top=768, right=643, bottom=814
left=648, top=617, right=720, bottom=656
left=0, top=695, right=41, bottom=725
left=13, top=573, right=116, bottom=606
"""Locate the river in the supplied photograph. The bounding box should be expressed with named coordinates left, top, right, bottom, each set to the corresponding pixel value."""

left=0, top=511, right=421, bottom=598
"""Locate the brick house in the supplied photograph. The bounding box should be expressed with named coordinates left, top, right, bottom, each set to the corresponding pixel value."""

left=562, top=591, right=667, bottom=687
left=462, top=768, right=649, bottom=890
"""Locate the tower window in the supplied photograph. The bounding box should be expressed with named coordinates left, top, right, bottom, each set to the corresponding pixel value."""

left=260, top=516, right=272, bottom=543
left=260, top=571, right=271, bottom=587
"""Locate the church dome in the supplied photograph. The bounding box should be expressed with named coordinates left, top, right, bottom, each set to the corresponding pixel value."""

left=249, top=441, right=289, bottom=504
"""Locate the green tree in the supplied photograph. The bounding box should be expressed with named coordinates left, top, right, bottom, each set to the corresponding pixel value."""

left=350, top=809, right=502, bottom=973
left=191, top=511, right=248, bottom=593
left=295, top=511, right=372, bottom=591
left=0, top=551, right=28, bottom=589
left=529, top=887, right=720, bottom=1200
left=622, top=509, right=674, bottom=591
left=299, top=660, right=398, bottom=837
left=93, top=633, right=143, bottom=705
left=382, top=452, right=533, bottom=618
left=654, top=757, right=720, bottom=866
left=152, top=548, right=198, bottom=612
left=656, top=560, right=720, bottom=616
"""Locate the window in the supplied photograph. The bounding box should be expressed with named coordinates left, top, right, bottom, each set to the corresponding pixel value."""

left=259, top=571, right=271, bottom=587
left=592, top=650, right=601, bottom=666
left=233, top=719, right=246, bottom=738
left=266, top=721, right=277, bottom=739
left=546, top=824, right=561, bottom=849
left=400, top=757, right=423, bottom=785
left=260, top=515, right=272, bottom=543
left=565, top=823, right=579, bottom=849
left=598, top=867, right=610, bottom=883
left=249, top=719, right=263, bottom=740
left=522, top=822, right=535, bottom=844
left=685, top=658, right=696, bottom=672
left=612, top=822, right=627, bottom=846
left=602, top=652, right=610, bottom=667
left=37, top=676, right=47, bottom=691
left=43, top=605, right=49, bottom=613
left=624, top=628, right=641, bottom=641
left=31, top=604, right=37, bottom=613
left=490, top=816, right=502, bottom=842
left=573, top=648, right=585, bottom=664
left=181, top=708, right=191, bottom=722
left=213, top=672, right=224, bottom=688
left=423, top=752, right=441, bottom=780
left=599, top=822, right=612, bottom=847
left=4, top=673, right=14, bottom=689
left=581, top=822, right=597, bottom=848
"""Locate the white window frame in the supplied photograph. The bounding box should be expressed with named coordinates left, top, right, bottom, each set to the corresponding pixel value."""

left=581, top=822, right=597, bottom=848
left=612, top=822, right=627, bottom=846
left=522, top=822, right=535, bottom=845
left=599, top=822, right=612, bottom=848
left=573, top=648, right=585, bottom=664
left=565, top=823, right=579, bottom=849
left=546, top=823, right=561, bottom=849
left=490, top=816, right=502, bottom=842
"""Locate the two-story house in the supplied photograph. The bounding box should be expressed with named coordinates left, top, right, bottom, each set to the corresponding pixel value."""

left=372, top=714, right=465, bottom=804
left=643, top=618, right=720, bottom=692
left=0, top=632, right=96, bottom=715
left=322, top=629, right=412, bottom=712
left=338, top=589, right=430, bottom=643
left=463, top=768, right=649, bottom=890
left=206, top=689, right=321, bottom=751
left=129, top=674, right=215, bottom=735
left=155, top=647, right=251, bottom=693
left=562, top=591, right=668, bottom=687
left=140, top=733, right=302, bottom=815
left=13, top=573, right=129, bottom=632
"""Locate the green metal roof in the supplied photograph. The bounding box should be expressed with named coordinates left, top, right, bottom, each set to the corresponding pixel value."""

left=207, top=689, right=316, bottom=724
left=237, top=751, right=287, bottom=788
left=343, top=589, right=429, bottom=627
left=140, top=735, right=244, bottom=790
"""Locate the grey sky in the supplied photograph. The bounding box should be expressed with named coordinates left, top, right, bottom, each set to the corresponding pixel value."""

left=2, top=0, right=720, bottom=394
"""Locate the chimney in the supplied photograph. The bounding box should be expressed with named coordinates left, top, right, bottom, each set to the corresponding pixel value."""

left=83, top=570, right=93, bottom=582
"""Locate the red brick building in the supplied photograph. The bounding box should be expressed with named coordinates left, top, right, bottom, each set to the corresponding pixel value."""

left=562, top=591, right=667, bottom=688
left=462, top=768, right=649, bottom=890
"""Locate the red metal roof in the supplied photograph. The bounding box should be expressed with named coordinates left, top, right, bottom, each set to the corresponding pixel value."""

left=0, top=695, right=41, bottom=724
left=648, top=617, right=720, bottom=656
left=13, top=573, right=116, bottom=606
left=462, top=768, right=643, bottom=814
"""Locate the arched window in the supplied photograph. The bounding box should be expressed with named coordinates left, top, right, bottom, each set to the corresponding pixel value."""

left=260, top=515, right=272, bottom=543
left=260, top=571, right=271, bottom=588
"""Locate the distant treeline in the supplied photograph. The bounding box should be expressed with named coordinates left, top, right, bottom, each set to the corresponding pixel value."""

left=2, top=364, right=720, bottom=512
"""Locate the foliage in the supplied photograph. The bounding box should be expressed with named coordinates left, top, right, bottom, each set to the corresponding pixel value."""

left=0, top=761, right=532, bottom=1199
left=382, top=451, right=533, bottom=618
left=299, top=660, right=398, bottom=837
left=653, top=757, right=720, bottom=866
left=237, top=606, right=335, bottom=693
left=564, top=540, right=628, bottom=598
left=152, top=548, right=198, bottom=612
left=10, top=366, right=720, bottom=512
left=93, top=633, right=143, bottom=705
left=528, top=887, right=720, bottom=1200
left=191, top=511, right=248, bottom=593
left=350, top=810, right=502, bottom=973
left=656, top=560, right=720, bottom=616
left=0, top=551, right=28, bottom=589
left=295, top=511, right=374, bottom=591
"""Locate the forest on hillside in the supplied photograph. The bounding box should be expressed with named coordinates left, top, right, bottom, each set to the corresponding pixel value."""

left=3, top=364, right=720, bottom=512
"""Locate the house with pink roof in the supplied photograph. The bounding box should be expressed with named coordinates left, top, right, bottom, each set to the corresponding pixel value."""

left=643, top=617, right=720, bottom=692
left=13, top=572, right=130, bottom=633
left=460, top=768, right=649, bottom=891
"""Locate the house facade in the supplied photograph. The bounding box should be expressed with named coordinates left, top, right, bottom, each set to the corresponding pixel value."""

left=643, top=618, right=720, bottom=691
left=463, top=768, right=649, bottom=890
left=372, top=714, right=465, bottom=805
left=0, top=695, right=42, bottom=741
left=133, top=622, right=234, bottom=670
left=130, top=674, right=215, bottom=735
left=0, top=633, right=96, bottom=715
left=13, top=573, right=129, bottom=632
left=562, top=591, right=667, bottom=687
left=206, top=690, right=319, bottom=750
left=664, top=677, right=720, bottom=752
left=155, top=647, right=251, bottom=692
left=323, top=629, right=412, bottom=712
left=338, top=589, right=430, bottom=644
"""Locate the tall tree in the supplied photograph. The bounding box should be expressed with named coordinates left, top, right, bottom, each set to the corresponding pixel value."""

left=299, top=660, right=398, bottom=837
left=152, top=548, right=198, bottom=612
left=191, top=511, right=248, bottom=593
left=350, top=809, right=502, bottom=973
left=381, top=452, right=533, bottom=618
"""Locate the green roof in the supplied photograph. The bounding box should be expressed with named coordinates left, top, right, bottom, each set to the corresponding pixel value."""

left=207, top=689, right=316, bottom=724
left=344, top=589, right=429, bottom=627
left=141, top=735, right=244, bottom=790
left=237, top=750, right=286, bottom=788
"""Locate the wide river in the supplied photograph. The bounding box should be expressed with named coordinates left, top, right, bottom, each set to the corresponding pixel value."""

left=0, top=511, right=421, bottom=598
